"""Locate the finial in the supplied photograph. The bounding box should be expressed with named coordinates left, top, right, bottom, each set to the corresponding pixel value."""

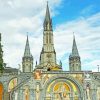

left=47, top=1, right=48, bottom=5
left=27, top=32, right=29, bottom=37
left=97, top=65, right=99, bottom=72
left=26, top=32, right=29, bottom=41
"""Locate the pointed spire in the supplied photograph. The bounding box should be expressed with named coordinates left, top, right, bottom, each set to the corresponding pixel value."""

left=44, top=1, right=52, bottom=30
left=45, top=1, right=51, bottom=23
left=24, top=34, right=31, bottom=57
left=72, top=33, right=79, bottom=57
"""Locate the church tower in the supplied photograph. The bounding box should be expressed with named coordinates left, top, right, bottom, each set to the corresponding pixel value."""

left=22, top=35, right=33, bottom=72
left=38, top=3, right=61, bottom=71
left=69, top=35, right=81, bottom=71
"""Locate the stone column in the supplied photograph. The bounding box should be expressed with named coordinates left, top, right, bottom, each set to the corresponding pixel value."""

left=18, top=89, right=24, bottom=100
left=91, top=89, right=97, bottom=100
left=83, top=89, right=87, bottom=100
left=79, top=97, right=83, bottom=100
left=30, top=89, right=35, bottom=100
left=70, top=92, right=74, bottom=100
left=50, top=93, right=53, bottom=100
left=39, top=88, right=43, bottom=100
left=70, top=96, right=73, bottom=100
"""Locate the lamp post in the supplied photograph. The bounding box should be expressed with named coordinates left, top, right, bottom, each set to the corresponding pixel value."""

left=97, top=65, right=100, bottom=72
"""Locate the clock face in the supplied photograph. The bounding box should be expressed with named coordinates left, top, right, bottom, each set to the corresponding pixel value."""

left=47, top=53, right=51, bottom=58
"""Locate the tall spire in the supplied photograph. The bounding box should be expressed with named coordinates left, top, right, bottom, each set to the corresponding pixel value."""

left=24, top=35, right=31, bottom=57
left=72, top=34, right=79, bottom=57
left=44, top=2, right=52, bottom=30
left=37, top=3, right=61, bottom=71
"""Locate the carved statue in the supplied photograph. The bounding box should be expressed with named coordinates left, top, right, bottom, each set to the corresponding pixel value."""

left=86, top=84, right=91, bottom=100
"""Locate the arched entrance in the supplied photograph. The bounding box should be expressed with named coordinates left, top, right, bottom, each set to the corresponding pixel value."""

left=43, top=75, right=83, bottom=100
left=0, top=83, right=3, bottom=100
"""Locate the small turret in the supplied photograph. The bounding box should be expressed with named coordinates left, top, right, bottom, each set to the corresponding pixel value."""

left=22, top=35, right=33, bottom=72
left=69, top=34, right=81, bottom=71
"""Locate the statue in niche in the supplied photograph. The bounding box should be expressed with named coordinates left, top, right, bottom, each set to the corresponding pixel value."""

left=25, top=88, right=29, bottom=100
left=85, top=73, right=90, bottom=79
left=24, top=86, right=29, bottom=100
left=86, top=84, right=91, bottom=100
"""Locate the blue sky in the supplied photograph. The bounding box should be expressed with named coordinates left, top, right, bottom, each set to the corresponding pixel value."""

left=0, top=0, right=100, bottom=72
left=53, top=0, right=100, bottom=26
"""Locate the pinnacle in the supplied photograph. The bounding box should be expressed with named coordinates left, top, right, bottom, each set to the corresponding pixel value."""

left=24, top=35, right=31, bottom=57
left=72, top=34, right=79, bottom=57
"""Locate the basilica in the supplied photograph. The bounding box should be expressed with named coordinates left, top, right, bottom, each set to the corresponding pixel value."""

left=0, top=3, right=100, bottom=100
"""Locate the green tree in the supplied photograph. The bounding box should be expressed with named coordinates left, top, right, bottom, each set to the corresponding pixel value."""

left=0, top=33, right=4, bottom=73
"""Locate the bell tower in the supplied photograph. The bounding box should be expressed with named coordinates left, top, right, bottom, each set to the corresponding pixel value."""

left=37, top=2, right=61, bottom=71
left=22, top=35, right=33, bottom=72
left=69, top=35, right=81, bottom=71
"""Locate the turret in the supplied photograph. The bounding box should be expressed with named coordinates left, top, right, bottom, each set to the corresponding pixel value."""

left=22, top=35, right=33, bottom=72
left=69, top=34, right=81, bottom=71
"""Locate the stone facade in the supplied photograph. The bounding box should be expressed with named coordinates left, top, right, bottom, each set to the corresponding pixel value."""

left=0, top=3, right=100, bottom=100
